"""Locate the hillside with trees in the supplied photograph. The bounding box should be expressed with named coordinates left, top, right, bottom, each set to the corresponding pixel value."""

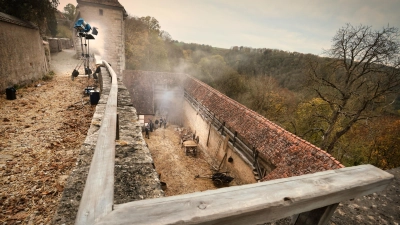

left=0, top=0, right=59, bottom=36
left=125, top=16, right=400, bottom=169
left=0, top=1, right=76, bottom=38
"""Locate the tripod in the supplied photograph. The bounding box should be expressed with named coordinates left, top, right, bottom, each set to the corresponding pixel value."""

left=71, top=32, right=95, bottom=81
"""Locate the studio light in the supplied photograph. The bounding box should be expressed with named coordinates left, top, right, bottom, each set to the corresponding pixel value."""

left=92, top=27, right=98, bottom=35
left=71, top=18, right=99, bottom=81
left=74, top=18, right=88, bottom=32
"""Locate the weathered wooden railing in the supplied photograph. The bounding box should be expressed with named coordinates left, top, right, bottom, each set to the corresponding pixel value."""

left=95, top=165, right=392, bottom=225
left=75, top=64, right=394, bottom=225
left=75, top=61, right=117, bottom=225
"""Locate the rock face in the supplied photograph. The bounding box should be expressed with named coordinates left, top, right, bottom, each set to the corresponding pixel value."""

left=330, top=167, right=400, bottom=225
left=52, top=68, right=163, bottom=225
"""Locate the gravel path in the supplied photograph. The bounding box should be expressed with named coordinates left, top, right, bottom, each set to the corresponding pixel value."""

left=0, top=49, right=95, bottom=224
left=330, top=167, right=400, bottom=225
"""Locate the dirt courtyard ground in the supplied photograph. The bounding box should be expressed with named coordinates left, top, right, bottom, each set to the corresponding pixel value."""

left=0, top=49, right=96, bottom=224
left=144, top=124, right=239, bottom=197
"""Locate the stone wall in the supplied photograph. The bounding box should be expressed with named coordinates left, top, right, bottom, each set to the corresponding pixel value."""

left=122, top=70, right=185, bottom=125
left=74, top=0, right=126, bottom=75
left=48, top=38, right=73, bottom=53
left=0, top=13, right=50, bottom=91
left=183, top=99, right=256, bottom=184
left=48, top=38, right=62, bottom=53
left=59, top=38, right=74, bottom=50
left=52, top=67, right=163, bottom=225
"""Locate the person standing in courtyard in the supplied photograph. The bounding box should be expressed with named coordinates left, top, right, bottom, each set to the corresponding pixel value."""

left=149, top=119, right=153, bottom=132
left=145, top=125, right=150, bottom=139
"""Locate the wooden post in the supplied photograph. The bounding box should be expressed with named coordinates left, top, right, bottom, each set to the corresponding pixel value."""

left=233, top=131, right=237, bottom=148
left=252, top=146, right=257, bottom=167
left=218, top=121, right=225, bottom=136
left=206, top=114, right=214, bottom=147
left=116, top=113, right=119, bottom=140
left=293, top=203, right=339, bottom=225
left=218, top=137, right=230, bottom=171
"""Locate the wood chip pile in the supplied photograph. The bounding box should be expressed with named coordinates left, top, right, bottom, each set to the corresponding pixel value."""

left=0, top=75, right=95, bottom=224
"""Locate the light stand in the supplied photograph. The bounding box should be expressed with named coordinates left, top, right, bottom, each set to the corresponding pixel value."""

left=71, top=18, right=99, bottom=81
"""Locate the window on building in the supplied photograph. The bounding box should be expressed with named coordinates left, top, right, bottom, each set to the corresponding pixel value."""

left=99, top=9, right=103, bottom=16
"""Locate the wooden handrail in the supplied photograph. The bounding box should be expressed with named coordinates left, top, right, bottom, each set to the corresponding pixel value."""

left=94, top=165, right=393, bottom=225
left=75, top=61, right=118, bottom=225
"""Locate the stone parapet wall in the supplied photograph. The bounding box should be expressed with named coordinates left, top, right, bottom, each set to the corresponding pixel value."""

left=52, top=68, right=163, bottom=224
left=0, top=14, right=49, bottom=91
left=114, top=75, right=164, bottom=204
left=48, top=38, right=74, bottom=53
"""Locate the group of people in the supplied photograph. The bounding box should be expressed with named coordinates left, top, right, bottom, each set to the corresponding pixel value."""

left=144, top=118, right=167, bottom=139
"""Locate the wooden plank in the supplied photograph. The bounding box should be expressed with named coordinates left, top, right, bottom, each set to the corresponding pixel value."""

left=75, top=61, right=118, bottom=225
left=95, top=165, right=393, bottom=225
left=183, top=140, right=198, bottom=147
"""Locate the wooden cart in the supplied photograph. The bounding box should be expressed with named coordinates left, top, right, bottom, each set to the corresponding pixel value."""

left=183, top=140, right=198, bottom=156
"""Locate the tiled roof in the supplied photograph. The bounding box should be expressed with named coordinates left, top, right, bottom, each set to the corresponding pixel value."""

left=183, top=76, right=344, bottom=180
left=77, top=0, right=124, bottom=8
left=0, top=12, right=38, bottom=29
left=123, top=70, right=344, bottom=180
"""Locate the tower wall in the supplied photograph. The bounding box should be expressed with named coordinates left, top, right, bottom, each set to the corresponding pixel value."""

left=75, top=0, right=126, bottom=75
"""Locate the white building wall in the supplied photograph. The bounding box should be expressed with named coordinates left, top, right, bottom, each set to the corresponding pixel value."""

left=75, top=3, right=125, bottom=75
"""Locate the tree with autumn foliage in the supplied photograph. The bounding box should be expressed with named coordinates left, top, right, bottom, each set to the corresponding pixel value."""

left=246, top=75, right=295, bottom=123
left=125, top=16, right=170, bottom=71
left=63, top=3, right=76, bottom=22
left=197, top=55, right=246, bottom=99
left=289, top=98, right=332, bottom=146
left=308, top=24, right=400, bottom=154
left=0, top=0, right=59, bottom=36
left=368, top=118, right=400, bottom=169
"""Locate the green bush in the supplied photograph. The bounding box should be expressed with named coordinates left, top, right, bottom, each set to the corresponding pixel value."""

left=42, top=70, right=56, bottom=81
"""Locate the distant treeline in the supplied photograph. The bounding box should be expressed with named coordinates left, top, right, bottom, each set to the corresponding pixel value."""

left=125, top=16, right=400, bottom=169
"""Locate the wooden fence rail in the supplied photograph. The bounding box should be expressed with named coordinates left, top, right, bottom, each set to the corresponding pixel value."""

left=94, top=165, right=393, bottom=225
left=75, top=61, right=117, bottom=225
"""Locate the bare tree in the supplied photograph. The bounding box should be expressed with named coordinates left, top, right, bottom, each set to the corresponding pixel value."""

left=308, top=24, right=400, bottom=154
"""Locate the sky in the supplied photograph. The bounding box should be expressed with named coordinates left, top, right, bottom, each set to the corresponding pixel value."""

left=58, top=0, right=400, bottom=55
